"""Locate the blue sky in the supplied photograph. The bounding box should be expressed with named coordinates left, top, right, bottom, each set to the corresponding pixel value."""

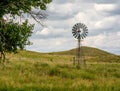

left=26, top=0, right=120, bottom=55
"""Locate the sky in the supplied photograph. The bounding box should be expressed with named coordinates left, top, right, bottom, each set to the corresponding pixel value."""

left=26, top=0, right=120, bottom=55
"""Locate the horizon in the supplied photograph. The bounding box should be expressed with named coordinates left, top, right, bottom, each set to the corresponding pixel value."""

left=26, top=46, right=120, bottom=55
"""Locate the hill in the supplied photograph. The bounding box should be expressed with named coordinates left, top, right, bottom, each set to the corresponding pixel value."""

left=49, top=46, right=120, bottom=62
left=5, top=46, right=120, bottom=63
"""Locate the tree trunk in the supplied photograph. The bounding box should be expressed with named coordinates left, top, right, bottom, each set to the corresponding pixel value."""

left=0, top=51, right=5, bottom=69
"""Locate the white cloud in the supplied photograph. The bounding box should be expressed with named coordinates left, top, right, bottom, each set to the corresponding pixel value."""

left=94, top=4, right=116, bottom=12
left=95, top=16, right=117, bottom=29
left=49, top=3, right=74, bottom=14
left=84, top=33, right=120, bottom=50
left=74, top=12, right=88, bottom=23
left=36, top=28, right=50, bottom=36
left=26, top=38, right=76, bottom=52
left=117, top=32, right=120, bottom=36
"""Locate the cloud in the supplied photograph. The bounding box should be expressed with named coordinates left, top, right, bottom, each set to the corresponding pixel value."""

left=33, top=26, right=72, bottom=39
left=26, top=0, right=120, bottom=55
left=94, top=4, right=116, bottom=12
left=54, top=0, right=120, bottom=4
left=75, top=0, right=120, bottom=4
left=53, top=0, right=74, bottom=4
left=47, top=2, right=78, bottom=21
left=94, top=3, right=120, bottom=16
left=95, top=16, right=117, bottom=29
left=117, top=32, right=120, bottom=36
left=36, top=28, right=50, bottom=36
left=83, top=32, right=120, bottom=54
left=26, top=37, right=76, bottom=52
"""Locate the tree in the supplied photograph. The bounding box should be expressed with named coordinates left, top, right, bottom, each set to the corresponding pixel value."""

left=0, top=19, right=33, bottom=62
left=0, top=0, right=52, bottom=17
left=0, top=0, right=52, bottom=64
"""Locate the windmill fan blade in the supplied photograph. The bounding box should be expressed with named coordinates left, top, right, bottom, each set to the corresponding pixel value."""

left=72, top=33, right=75, bottom=36
left=84, top=33, right=87, bottom=36
left=82, top=36, right=84, bottom=39
left=72, top=31, right=76, bottom=33
left=84, top=27, right=87, bottom=29
left=84, top=29, right=88, bottom=32
left=73, top=33, right=77, bottom=36
left=78, top=34, right=80, bottom=39
left=83, top=34, right=85, bottom=38
left=73, top=30, right=77, bottom=34
left=75, top=35, right=77, bottom=38
left=74, top=33, right=78, bottom=38
left=72, top=29, right=76, bottom=33
left=75, top=25, right=77, bottom=28
left=72, top=28, right=76, bottom=31
left=81, top=24, right=84, bottom=27
left=72, top=29, right=75, bottom=31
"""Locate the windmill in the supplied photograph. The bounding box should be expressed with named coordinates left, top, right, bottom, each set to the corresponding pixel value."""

left=72, top=23, right=88, bottom=65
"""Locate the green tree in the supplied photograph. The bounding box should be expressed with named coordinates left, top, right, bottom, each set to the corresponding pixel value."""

left=0, top=0, right=52, bottom=63
left=0, top=20, right=33, bottom=62
left=0, top=0, right=52, bottom=17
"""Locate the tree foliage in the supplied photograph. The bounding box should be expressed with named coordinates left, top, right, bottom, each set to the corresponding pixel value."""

left=0, top=0, right=52, bottom=17
left=0, top=0, right=52, bottom=63
left=0, top=20, right=33, bottom=52
left=0, top=20, right=33, bottom=63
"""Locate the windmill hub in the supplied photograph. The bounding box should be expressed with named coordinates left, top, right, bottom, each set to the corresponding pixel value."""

left=77, top=29, right=81, bottom=32
left=78, top=28, right=84, bottom=35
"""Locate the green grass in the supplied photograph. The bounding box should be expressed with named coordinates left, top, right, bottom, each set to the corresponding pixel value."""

left=0, top=49, right=120, bottom=91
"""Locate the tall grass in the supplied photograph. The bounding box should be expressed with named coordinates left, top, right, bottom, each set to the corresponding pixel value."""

left=0, top=51, right=120, bottom=91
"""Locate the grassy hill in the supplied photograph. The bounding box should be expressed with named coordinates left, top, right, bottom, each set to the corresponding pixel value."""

left=0, top=47, right=120, bottom=91
left=50, top=46, right=120, bottom=62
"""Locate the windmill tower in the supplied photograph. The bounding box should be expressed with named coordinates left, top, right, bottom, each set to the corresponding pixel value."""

left=72, top=23, right=88, bottom=65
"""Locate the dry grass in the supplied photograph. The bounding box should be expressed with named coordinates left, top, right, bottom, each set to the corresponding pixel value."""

left=0, top=50, right=120, bottom=91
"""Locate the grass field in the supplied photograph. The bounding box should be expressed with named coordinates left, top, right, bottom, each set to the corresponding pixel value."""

left=0, top=49, right=120, bottom=91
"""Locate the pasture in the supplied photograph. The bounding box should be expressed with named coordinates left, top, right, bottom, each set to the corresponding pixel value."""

left=0, top=50, right=120, bottom=91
